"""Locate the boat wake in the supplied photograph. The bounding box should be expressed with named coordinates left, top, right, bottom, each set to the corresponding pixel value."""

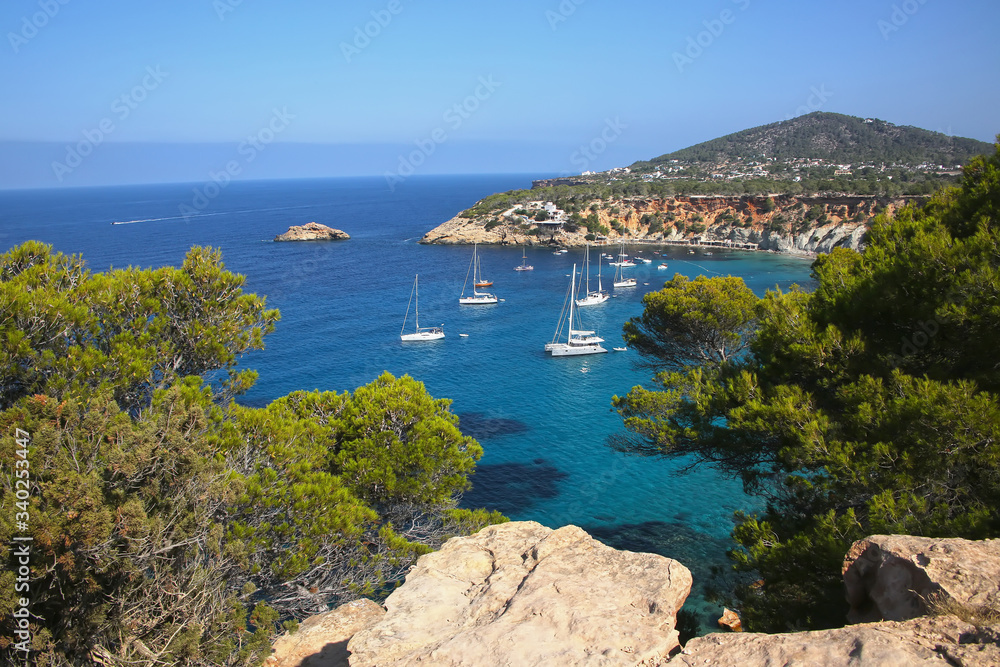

left=110, top=204, right=320, bottom=226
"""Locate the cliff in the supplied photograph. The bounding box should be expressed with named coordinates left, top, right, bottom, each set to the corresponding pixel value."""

left=264, top=524, right=1000, bottom=666
left=420, top=194, right=920, bottom=256
left=274, top=222, right=350, bottom=242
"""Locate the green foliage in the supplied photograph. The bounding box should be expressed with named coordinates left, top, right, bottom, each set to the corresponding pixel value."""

left=0, top=246, right=504, bottom=665
left=640, top=112, right=993, bottom=166
left=622, top=275, right=760, bottom=369
left=613, top=142, right=1000, bottom=632
left=533, top=210, right=550, bottom=221
left=0, top=243, right=279, bottom=413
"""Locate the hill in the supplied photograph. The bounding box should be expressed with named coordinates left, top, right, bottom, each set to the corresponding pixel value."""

left=634, top=112, right=993, bottom=168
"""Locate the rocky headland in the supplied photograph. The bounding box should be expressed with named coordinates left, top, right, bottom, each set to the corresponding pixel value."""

left=274, top=222, right=350, bottom=242
left=265, top=522, right=1000, bottom=666
left=420, top=194, right=924, bottom=256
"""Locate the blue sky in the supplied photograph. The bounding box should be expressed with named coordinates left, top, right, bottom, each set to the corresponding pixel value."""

left=1, top=0, right=998, bottom=188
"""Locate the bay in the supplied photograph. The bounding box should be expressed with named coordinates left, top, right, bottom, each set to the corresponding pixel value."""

left=0, top=174, right=815, bottom=625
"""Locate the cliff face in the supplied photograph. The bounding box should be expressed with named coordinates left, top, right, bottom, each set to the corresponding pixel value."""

left=420, top=195, right=919, bottom=256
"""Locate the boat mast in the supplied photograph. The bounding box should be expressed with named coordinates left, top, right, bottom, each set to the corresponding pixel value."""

left=414, top=274, right=420, bottom=330
left=568, top=264, right=576, bottom=343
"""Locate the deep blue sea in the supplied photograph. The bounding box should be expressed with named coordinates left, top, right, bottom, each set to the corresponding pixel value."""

left=0, top=175, right=814, bottom=626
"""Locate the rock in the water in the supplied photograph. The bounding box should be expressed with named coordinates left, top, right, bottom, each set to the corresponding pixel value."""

left=274, top=222, right=350, bottom=242
left=843, top=535, right=1000, bottom=624
left=264, top=598, right=384, bottom=667
left=347, top=521, right=692, bottom=666
left=718, top=608, right=742, bottom=632
left=667, top=615, right=999, bottom=667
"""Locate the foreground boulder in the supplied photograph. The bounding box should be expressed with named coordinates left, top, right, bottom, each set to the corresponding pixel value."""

left=843, top=535, right=1000, bottom=624
left=347, top=521, right=692, bottom=666
left=667, top=615, right=1000, bottom=666
left=274, top=222, right=350, bottom=242
left=265, top=599, right=384, bottom=667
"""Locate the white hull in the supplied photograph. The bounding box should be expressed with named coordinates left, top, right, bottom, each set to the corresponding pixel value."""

left=575, top=291, right=609, bottom=306
left=460, top=293, right=498, bottom=305
left=401, top=328, right=444, bottom=342
left=614, top=279, right=637, bottom=288
left=548, top=343, right=608, bottom=356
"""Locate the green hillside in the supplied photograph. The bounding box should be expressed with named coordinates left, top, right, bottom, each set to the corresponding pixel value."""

left=635, top=112, right=993, bottom=167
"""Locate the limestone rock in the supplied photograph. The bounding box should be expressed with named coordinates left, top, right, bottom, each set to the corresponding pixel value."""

left=264, top=598, right=384, bottom=667
left=843, top=534, right=1000, bottom=624
left=717, top=608, right=742, bottom=632
left=274, top=222, right=350, bottom=242
left=667, top=615, right=1000, bottom=667
left=347, top=521, right=692, bottom=666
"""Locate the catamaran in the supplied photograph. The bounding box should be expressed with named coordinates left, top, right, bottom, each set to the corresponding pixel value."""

left=400, top=274, right=444, bottom=341
left=575, top=244, right=608, bottom=306
left=545, top=264, right=608, bottom=356
left=460, top=243, right=498, bottom=305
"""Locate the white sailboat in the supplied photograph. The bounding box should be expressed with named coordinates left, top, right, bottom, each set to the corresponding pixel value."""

left=459, top=243, right=498, bottom=305
left=575, top=244, right=608, bottom=306
left=514, top=246, right=534, bottom=271
left=612, top=243, right=637, bottom=288
left=545, top=263, right=608, bottom=356
left=400, top=274, right=444, bottom=341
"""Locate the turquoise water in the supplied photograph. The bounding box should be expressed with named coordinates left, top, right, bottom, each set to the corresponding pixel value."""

left=0, top=176, right=815, bottom=625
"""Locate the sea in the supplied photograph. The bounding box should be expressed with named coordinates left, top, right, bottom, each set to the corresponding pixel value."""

left=0, top=174, right=815, bottom=627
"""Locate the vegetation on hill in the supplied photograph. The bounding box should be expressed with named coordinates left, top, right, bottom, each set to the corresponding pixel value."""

left=613, top=139, right=1000, bottom=631
left=0, top=245, right=503, bottom=666
left=635, top=112, right=993, bottom=167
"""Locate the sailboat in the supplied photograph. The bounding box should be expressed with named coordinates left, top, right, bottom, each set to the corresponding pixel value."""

left=545, top=264, right=608, bottom=356
left=612, top=243, right=637, bottom=288
left=575, top=244, right=608, bottom=306
left=474, top=246, right=493, bottom=287
left=400, top=274, right=444, bottom=341
left=459, top=244, right=498, bottom=305
left=514, top=246, right=534, bottom=271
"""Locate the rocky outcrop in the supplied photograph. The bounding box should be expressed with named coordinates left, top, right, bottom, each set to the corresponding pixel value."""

left=264, top=599, right=384, bottom=667
left=419, top=194, right=918, bottom=255
left=843, top=535, right=1000, bottom=624
left=347, top=521, right=692, bottom=666
left=667, top=615, right=1000, bottom=667
left=267, top=529, right=1000, bottom=666
left=274, top=222, right=350, bottom=242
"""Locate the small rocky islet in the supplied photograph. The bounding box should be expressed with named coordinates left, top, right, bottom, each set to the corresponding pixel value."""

left=273, top=222, right=350, bottom=242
